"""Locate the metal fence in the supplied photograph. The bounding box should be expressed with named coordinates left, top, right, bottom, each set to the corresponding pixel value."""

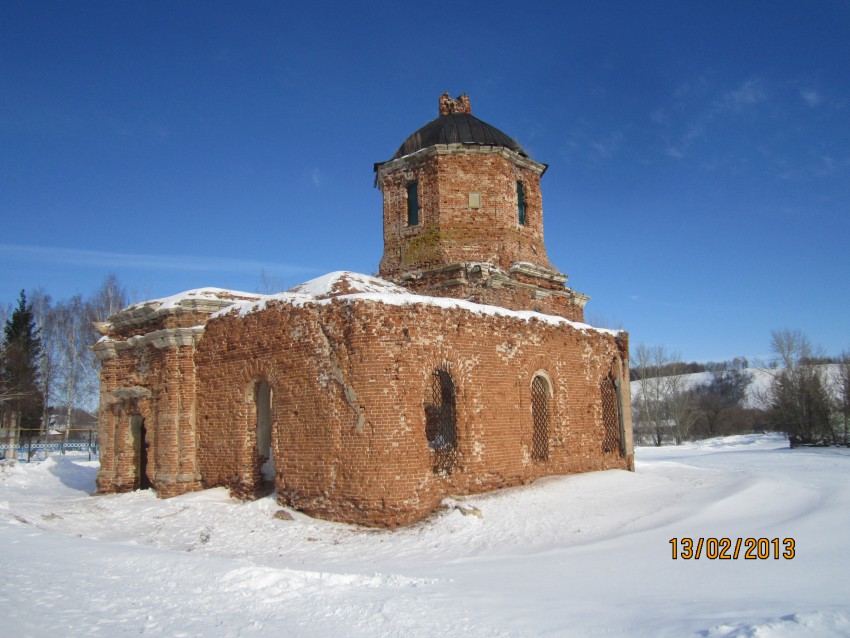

left=0, top=428, right=98, bottom=462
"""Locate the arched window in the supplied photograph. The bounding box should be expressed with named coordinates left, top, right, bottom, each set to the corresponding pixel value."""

left=255, top=381, right=275, bottom=481
left=407, top=181, right=419, bottom=226
left=600, top=374, right=623, bottom=455
left=530, top=375, right=550, bottom=461
left=425, top=363, right=458, bottom=474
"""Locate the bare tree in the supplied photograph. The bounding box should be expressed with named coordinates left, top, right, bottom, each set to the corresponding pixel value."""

left=256, top=268, right=286, bottom=295
left=29, top=289, right=57, bottom=438
left=0, top=302, right=10, bottom=330
left=584, top=312, right=624, bottom=331
left=692, top=368, right=751, bottom=437
left=632, top=344, right=666, bottom=445
left=84, top=274, right=128, bottom=382
left=87, top=274, right=128, bottom=323
left=833, top=350, right=850, bottom=446
left=631, top=343, right=703, bottom=445
left=53, top=295, right=97, bottom=448
left=2, top=277, right=128, bottom=456
left=767, top=329, right=833, bottom=446
left=666, top=370, right=700, bottom=445
left=631, top=344, right=672, bottom=445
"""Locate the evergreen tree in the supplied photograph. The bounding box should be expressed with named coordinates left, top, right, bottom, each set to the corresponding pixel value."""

left=2, top=290, right=43, bottom=440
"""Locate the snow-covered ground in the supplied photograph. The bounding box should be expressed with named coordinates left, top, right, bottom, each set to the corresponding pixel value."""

left=2, top=434, right=849, bottom=637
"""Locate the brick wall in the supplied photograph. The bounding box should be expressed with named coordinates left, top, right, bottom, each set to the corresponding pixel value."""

left=397, top=263, right=587, bottom=323
left=192, top=297, right=631, bottom=527
left=375, top=145, right=591, bottom=323
left=94, top=99, right=633, bottom=528
left=378, top=148, right=554, bottom=277
left=96, top=341, right=202, bottom=497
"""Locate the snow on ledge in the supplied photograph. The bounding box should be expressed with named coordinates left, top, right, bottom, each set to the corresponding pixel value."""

left=211, top=271, right=621, bottom=337
left=105, top=287, right=267, bottom=331
left=125, top=287, right=264, bottom=312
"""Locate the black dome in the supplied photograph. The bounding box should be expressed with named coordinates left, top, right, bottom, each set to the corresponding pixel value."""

left=391, top=112, right=528, bottom=160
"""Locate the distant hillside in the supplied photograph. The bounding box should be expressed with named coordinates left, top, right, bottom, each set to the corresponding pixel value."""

left=632, top=365, right=843, bottom=410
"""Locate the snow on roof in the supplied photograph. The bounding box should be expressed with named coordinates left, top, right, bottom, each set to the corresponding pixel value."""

left=212, top=271, right=620, bottom=337
left=125, top=287, right=263, bottom=312
left=107, top=287, right=266, bottom=330
left=288, top=271, right=408, bottom=299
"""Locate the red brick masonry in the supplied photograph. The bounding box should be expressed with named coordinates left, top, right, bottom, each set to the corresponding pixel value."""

left=94, top=94, right=633, bottom=527
left=95, top=278, right=633, bottom=527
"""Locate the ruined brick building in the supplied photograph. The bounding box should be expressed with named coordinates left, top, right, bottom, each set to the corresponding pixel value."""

left=94, top=94, right=634, bottom=527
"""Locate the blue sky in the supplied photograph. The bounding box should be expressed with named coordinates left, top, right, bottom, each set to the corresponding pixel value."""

left=2, top=1, right=848, bottom=363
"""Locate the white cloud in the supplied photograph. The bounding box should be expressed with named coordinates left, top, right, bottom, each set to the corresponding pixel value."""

left=650, top=108, right=669, bottom=125
left=0, top=244, right=314, bottom=277
left=722, top=79, right=767, bottom=109
left=590, top=132, right=623, bottom=159
left=800, top=89, right=822, bottom=107
left=310, top=168, right=322, bottom=187
left=663, top=146, right=683, bottom=159
left=656, top=78, right=767, bottom=159
left=816, top=155, right=836, bottom=176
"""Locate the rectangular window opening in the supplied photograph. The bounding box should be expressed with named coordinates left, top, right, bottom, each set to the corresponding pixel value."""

left=517, top=181, right=526, bottom=226
left=407, top=181, right=419, bottom=226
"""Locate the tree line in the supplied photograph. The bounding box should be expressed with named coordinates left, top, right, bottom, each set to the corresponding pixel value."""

left=1, top=275, right=128, bottom=455
left=629, top=357, right=750, bottom=380
left=631, top=330, right=850, bottom=448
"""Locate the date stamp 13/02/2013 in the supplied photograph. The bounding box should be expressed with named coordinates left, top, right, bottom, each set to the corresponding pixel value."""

left=669, top=537, right=796, bottom=560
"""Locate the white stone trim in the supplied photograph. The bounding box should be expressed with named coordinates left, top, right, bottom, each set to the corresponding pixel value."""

left=531, top=370, right=555, bottom=397
left=93, top=326, right=205, bottom=361
left=110, top=298, right=241, bottom=330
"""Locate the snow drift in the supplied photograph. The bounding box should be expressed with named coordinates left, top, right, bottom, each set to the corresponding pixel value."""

left=1, top=434, right=849, bottom=637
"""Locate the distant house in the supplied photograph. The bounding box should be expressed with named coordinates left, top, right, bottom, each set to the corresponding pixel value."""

left=94, top=94, right=634, bottom=527
left=48, top=407, right=98, bottom=437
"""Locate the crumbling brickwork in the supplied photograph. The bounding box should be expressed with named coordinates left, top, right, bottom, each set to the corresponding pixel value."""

left=95, top=343, right=202, bottom=498
left=375, top=94, right=588, bottom=322
left=94, top=93, right=634, bottom=528
left=94, top=290, right=259, bottom=497
left=192, top=297, right=631, bottom=527
left=439, top=93, right=472, bottom=115
left=378, top=150, right=551, bottom=274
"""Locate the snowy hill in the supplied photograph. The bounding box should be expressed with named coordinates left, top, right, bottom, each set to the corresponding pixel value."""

left=632, top=365, right=844, bottom=409
left=2, top=435, right=849, bottom=637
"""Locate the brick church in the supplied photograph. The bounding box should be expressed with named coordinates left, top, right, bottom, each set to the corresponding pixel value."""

left=94, top=94, right=634, bottom=527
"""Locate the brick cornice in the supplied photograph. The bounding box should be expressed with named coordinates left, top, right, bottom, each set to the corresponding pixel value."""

left=109, top=298, right=241, bottom=330
left=375, top=144, right=547, bottom=187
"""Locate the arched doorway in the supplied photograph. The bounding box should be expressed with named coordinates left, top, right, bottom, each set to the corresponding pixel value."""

left=130, top=415, right=151, bottom=490
left=255, top=381, right=275, bottom=482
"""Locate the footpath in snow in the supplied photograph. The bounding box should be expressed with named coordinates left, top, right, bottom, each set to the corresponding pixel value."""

left=1, top=433, right=849, bottom=637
